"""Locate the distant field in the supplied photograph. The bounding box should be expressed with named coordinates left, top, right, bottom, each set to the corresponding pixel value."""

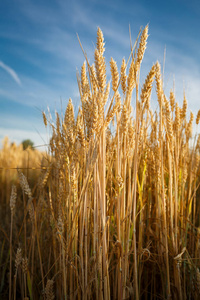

left=1, top=26, right=200, bottom=299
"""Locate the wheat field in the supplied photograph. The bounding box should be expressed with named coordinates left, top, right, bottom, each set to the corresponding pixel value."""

left=1, top=26, right=200, bottom=299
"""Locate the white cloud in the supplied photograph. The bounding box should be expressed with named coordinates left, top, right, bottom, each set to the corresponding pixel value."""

left=1, top=0, right=199, bottom=136
left=0, top=71, right=80, bottom=110
left=0, top=61, right=21, bottom=85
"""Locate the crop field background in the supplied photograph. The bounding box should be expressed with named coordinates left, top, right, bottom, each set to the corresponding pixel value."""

left=1, top=25, right=200, bottom=299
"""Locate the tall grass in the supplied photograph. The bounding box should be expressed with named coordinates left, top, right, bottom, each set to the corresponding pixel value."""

left=1, top=26, right=200, bottom=299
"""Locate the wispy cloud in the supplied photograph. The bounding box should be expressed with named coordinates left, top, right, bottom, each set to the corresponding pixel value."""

left=0, top=61, right=21, bottom=85
left=0, top=71, right=80, bottom=111
left=0, top=0, right=199, bottom=142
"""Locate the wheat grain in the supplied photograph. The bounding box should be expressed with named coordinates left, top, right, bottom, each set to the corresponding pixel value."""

left=140, top=64, right=155, bottom=108
left=181, top=93, right=187, bottom=119
left=136, top=25, right=148, bottom=72
left=22, top=257, right=28, bottom=274
left=126, top=59, right=136, bottom=101
left=155, top=61, right=162, bottom=106
left=45, top=279, right=55, bottom=300
left=18, top=170, right=32, bottom=199
left=174, top=102, right=181, bottom=133
left=10, top=185, right=17, bottom=212
left=15, top=248, right=22, bottom=273
left=94, top=48, right=106, bottom=92
left=120, top=58, right=127, bottom=96
left=42, top=111, right=48, bottom=127
left=169, top=90, right=175, bottom=112
left=196, top=109, right=200, bottom=125
left=96, top=27, right=105, bottom=56
left=110, top=57, right=119, bottom=92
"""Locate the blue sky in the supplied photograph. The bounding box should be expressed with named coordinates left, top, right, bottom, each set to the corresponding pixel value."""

left=0, top=0, right=200, bottom=150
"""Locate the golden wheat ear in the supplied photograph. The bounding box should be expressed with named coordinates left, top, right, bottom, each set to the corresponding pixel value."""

left=136, top=24, right=149, bottom=72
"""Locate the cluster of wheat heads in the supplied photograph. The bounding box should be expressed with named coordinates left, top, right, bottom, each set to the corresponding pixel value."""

left=0, top=137, right=50, bottom=299
left=4, top=26, right=200, bottom=299
left=0, top=136, right=48, bottom=227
